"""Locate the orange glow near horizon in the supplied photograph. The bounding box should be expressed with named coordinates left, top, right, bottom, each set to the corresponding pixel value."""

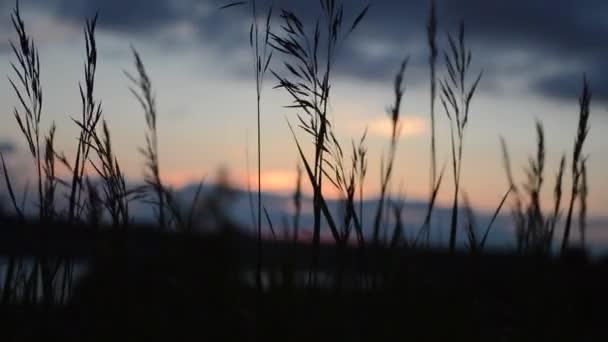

left=157, top=166, right=514, bottom=213
left=345, top=115, right=428, bottom=140
left=161, top=169, right=207, bottom=188
left=232, top=169, right=343, bottom=199
left=367, top=116, right=427, bottom=139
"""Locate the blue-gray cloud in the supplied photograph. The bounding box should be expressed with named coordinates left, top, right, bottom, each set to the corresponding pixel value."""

left=0, top=140, right=15, bottom=155
left=4, top=0, right=608, bottom=101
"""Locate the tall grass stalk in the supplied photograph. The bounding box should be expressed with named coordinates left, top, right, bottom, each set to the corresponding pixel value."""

left=9, top=0, right=44, bottom=220
left=547, top=155, right=566, bottom=250
left=126, top=48, right=166, bottom=230
left=222, top=0, right=274, bottom=289
left=427, top=0, right=438, bottom=197
left=561, top=76, right=591, bottom=253
left=7, top=0, right=59, bottom=305
left=501, top=127, right=545, bottom=253
left=440, top=22, right=483, bottom=252
left=0, top=152, right=22, bottom=305
left=578, top=158, right=588, bottom=248
left=421, top=0, right=439, bottom=246
left=355, top=131, right=368, bottom=246
left=372, top=58, right=408, bottom=246
left=65, top=14, right=103, bottom=223
left=272, top=0, right=369, bottom=285
left=245, top=138, right=258, bottom=234
left=356, top=130, right=368, bottom=227
left=88, top=121, right=140, bottom=228
left=252, top=1, right=273, bottom=292
left=523, top=121, right=546, bottom=251
left=292, top=163, right=302, bottom=243
left=42, top=124, right=57, bottom=221
left=501, top=121, right=573, bottom=254
left=56, top=14, right=103, bottom=303
left=326, top=130, right=357, bottom=244
left=415, top=164, right=445, bottom=247
left=0, top=153, right=23, bottom=220
left=39, top=123, right=58, bottom=306
left=500, top=137, right=526, bottom=251
left=325, top=131, right=362, bottom=290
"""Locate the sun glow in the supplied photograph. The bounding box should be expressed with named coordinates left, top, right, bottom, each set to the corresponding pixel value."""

left=366, top=116, right=427, bottom=139
left=231, top=169, right=342, bottom=199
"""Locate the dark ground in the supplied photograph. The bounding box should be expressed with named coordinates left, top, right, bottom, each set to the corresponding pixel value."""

left=0, top=220, right=606, bottom=341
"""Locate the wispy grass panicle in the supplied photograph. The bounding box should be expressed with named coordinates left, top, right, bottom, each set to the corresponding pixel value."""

left=502, top=125, right=549, bottom=254
left=522, top=121, right=547, bottom=251
left=67, top=13, right=103, bottom=223
left=9, top=0, right=45, bottom=219
left=372, top=57, right=409, bottom=246
left=6, top=0, right=60, bottom=306
left=325, top=131, right=361, bottom=244
left=126, top=48, right=166, bottom=230
left=440, top=22, right=483, bottom=252
left=273, top=0, right=370, bottom=285
left=501, top=115, right=589, bottom=255
left=42, top=123, right=57, bottom=221
left=354, top=130, right=368, bottom=246
left=88, top=121, right=141, bottom=228
left=561, top=75, right=591, bottom=253
left=548, top=154, right=566, bottom=248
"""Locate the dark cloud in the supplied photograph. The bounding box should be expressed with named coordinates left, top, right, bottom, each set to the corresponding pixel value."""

left=1, top=0, right=185, bottom=32
left=4, top=0, right=608, bottom=101
left=206, top=0, right=608, bottom=102
left=535, top=71, right=603, bottom=103
left=55, top=0, right=194, bottom=34
left=436, top=0, right=608, bottom=101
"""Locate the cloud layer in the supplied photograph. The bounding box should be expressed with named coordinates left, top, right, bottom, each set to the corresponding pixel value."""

left=2, top=0, right=607, bottom=101
left=0, top=140, right=15, bottom=155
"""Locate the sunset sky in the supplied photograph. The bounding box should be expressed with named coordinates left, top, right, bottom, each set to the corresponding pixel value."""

left=1, top=0, right=607, bottom=217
